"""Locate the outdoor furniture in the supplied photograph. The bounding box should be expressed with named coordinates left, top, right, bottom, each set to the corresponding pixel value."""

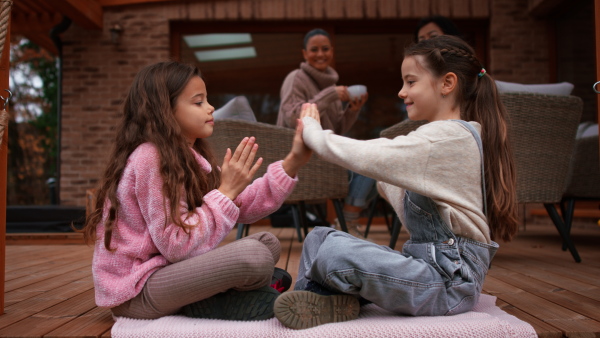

left=560, top=131, right=600, bottom=250
left=207, top=119, right=349, bottom=242
left=504, top=92, right=583, bottom=262
left=369, top=93, right=583, bottom=262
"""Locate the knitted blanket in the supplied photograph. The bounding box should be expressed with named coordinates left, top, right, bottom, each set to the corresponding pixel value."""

left=111, top=294, right=536, bottom=338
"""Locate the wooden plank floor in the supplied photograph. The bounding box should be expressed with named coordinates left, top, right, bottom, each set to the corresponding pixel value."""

left=2, top=221, right=599, bottom=337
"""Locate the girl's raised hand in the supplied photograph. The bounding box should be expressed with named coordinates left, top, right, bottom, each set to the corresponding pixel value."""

left=282, top=115, right=312, bottom=177
left=300, top=102, right=320, bottom=124
left=218, top=137, right=263, bottom=201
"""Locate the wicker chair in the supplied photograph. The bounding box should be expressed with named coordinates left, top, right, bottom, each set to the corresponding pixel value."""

left=560, top=131, right=600, bottom=250
left=371, top=92, right=583, bottom=261
left=504, top=92, right=583, bottom=262
left=207, top=119, right=349, bottom=242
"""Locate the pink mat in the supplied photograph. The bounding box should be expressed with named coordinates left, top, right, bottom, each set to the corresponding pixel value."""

left=111, top=294, right=537, bottom=337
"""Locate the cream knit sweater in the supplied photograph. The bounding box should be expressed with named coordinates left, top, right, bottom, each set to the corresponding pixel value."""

left=277, top=62, right=360, bottom=135
left=302, top=116, right=491, bottom=244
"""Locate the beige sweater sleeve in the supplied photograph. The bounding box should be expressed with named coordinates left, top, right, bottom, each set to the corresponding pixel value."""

left=302, top=116, right=491, bottom=244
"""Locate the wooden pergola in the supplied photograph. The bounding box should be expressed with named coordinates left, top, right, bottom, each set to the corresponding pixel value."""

left=10, top=0, right=176, bottom=55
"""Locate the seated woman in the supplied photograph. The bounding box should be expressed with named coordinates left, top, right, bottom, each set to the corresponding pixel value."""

left=277, top=28, right=373, bottom=235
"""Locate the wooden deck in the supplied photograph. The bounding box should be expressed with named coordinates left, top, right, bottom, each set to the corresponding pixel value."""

left=1, top=221, right=599, bottom=337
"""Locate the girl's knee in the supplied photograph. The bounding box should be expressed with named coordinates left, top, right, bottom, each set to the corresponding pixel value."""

left=234, top=239, right=275, bottom=289
left=305, top=226, right=335, bottom=243
left=245, top=231, right=281, bottom=262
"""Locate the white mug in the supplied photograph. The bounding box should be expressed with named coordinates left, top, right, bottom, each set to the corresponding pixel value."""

left=347, top=85, right=367, bottom=100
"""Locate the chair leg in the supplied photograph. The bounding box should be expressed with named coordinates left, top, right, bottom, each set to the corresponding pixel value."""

left=332, top=199, right=349, bottom=233
left=236, top=223, right=246, bottom=240
left=298, top=201, right=310, bottom=238
left=364, top=196, right=379, bottom=238
left=560, top=198, right=575, bottom=251
left=290, top=205, right=304, bottom=243
left=312, top=203, right=330, bottom=227
left=543, top=203, right=581, bottom=263
left=388, top=214, right=402, bottom=250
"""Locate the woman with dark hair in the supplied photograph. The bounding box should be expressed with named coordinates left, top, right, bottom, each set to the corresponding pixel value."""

left=277, top=28, right=367, bottom=135
left=277, top=28, right=373, bottom=237
left=414, top=15, right=462, bottom=42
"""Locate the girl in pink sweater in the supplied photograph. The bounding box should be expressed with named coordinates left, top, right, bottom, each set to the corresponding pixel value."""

left=82, top=61, right=312, bottom=321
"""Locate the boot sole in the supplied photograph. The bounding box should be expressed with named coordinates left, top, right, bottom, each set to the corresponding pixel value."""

left=274, top=291, right=360, bottom=329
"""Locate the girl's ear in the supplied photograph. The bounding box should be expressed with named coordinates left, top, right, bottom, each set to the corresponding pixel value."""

left=441, top=72, right=458, bottom=96
left=302, top=49, right=308, bottom=61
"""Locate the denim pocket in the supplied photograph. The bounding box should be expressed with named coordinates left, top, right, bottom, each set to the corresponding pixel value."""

left=404, top=194, right=436, bottom=241
left=433, top=243, right=462, bottom=282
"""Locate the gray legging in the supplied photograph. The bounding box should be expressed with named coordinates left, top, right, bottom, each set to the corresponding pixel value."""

left=111, top=231, right=280, bottom=319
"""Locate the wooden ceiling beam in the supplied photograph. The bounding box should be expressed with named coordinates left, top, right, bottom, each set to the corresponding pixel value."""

left=97, top=0, right=175, bottom=6
left=52, top=0, right=103, bottom=30
left=22, top=34, right=59, bottom=56
left=10, top=12, right=60, bottom=55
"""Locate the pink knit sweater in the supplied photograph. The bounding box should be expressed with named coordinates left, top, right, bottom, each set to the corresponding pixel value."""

left=92, top=143, right=297, bottom=307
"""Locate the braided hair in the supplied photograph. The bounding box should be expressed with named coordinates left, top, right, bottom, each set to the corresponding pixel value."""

left=405, top=35, right=518, bottom=242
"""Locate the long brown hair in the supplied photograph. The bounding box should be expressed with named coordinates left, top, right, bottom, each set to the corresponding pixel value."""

left=405, top=35, right=518, bottom=241
left=81, top=61, right=221, bottom=250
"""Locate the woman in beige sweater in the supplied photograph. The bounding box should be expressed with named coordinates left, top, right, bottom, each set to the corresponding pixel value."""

left=277, top=28, right=367, bottom=135
left=277, top=28, right=373, bottom=235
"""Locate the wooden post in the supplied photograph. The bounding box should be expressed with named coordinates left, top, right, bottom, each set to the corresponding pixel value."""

left=0, top=17, right=10, bottom=315
left=596, top=0, right=600, bottom=132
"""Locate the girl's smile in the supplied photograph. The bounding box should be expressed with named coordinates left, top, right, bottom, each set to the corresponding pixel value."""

left=398, top=56, right=442, bottom=122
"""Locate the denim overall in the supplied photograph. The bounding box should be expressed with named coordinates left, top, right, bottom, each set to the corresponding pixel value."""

left=295, top=120, right=499, bottom=316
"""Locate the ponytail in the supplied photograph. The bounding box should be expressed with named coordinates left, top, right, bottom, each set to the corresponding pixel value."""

left=467, top=73, right=518, bottom=242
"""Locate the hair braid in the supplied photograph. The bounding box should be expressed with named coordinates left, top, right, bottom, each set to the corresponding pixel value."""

left=440, top=47, right=481, bottom=69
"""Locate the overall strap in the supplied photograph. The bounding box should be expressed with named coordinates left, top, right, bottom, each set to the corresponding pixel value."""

left=452, top=120, right=487, bottom=218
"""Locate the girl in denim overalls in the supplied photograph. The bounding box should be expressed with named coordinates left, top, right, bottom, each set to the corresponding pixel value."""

left=274, top=35, right=519, bottom=330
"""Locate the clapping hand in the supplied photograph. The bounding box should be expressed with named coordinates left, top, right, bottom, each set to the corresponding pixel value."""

left=218, top=137, right=263, bottom=201
left=282, top=103, right=315, bottom=177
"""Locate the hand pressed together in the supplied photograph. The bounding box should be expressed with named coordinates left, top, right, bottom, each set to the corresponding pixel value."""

left=300, top=102, right=321, bottom=124
left=282, top=105, right=313, bottom=177
left=218, top=137, right=263, bottom=201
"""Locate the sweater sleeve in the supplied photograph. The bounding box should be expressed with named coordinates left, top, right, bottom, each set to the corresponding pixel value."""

left=234, top=160, right=297, bottom=224
left=278, top=70, right=340, bottom=130
left=301, top=116, right=431, bottom=195
left=133, top=146, right=240, bottom=263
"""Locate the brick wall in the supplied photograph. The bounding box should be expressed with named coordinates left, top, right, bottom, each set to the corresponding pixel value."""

left=556, top=0, right=596, bottom=122
left=58, top=0, right=589, bottom=205
left=488, top=0, right=551, bottom=83
left=60, top=5, right=174, bottom=205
